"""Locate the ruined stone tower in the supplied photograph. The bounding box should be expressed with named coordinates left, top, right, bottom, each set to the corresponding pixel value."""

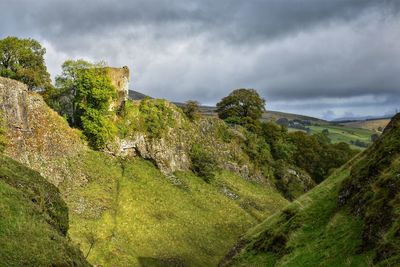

left=104, top=66, right=130, bottom=110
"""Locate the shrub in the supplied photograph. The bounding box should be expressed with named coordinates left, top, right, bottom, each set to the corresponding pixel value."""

left=139, top=99, right=175, bottom=138
left=216, top=123, right=233, bottom=143
left=183, top=100, right=201, bottom=121
left=243, top=132, right=272, bottom=166
left=189, top=144, right=219, bottom=182
left=81, top=108, right=116, bottom=150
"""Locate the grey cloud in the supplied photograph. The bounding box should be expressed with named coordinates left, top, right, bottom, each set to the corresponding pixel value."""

left=1, top=0, right=397, bottom=43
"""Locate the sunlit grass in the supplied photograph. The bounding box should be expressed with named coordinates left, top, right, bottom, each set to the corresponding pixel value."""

left=65, top=152, right=288, bottom=266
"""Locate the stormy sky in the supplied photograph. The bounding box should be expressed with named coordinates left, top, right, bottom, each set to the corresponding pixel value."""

left=0, top=0, right=399, bottom=120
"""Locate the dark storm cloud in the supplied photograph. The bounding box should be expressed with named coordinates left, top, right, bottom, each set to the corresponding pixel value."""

left=0, top=0, right=399, bottom=119
left=1, top=0, right=395, bottom=41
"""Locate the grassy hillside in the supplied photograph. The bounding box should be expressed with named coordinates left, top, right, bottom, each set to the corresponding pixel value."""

left=340, top=118, right=390, bottom=132
left=307, top=124, right=375, bottom=149
left=60, top=151, right=288, bottom=266
left=0, top=78, right=357, bottom=266
left=0, top=154, right=89, bottom=266
left=221, top=114, right=400, bottom=267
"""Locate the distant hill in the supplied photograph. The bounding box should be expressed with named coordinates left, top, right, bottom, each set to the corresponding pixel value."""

left=128, top=90, right=327, bottom=123
left=333, top=114, right=393, bottom=122
left=128, top=90, right=151, bottom=100
left=340, top=118, right=390, bottom=132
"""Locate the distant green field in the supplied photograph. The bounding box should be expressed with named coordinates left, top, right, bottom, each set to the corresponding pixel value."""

left=289, top=124, right=376, bottom=150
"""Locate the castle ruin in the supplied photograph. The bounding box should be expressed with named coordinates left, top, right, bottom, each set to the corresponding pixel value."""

left=104, top=66, right=130, bottom=110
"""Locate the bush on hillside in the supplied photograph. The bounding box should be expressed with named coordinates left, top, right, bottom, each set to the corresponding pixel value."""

left=81, top=108, right=116, bottom=150
left=139, top=99, right=175, bottom=138
left=183, top=100, right=201, bottom=121
left=243, top=131, right=273, bottom=167
left=189, top=144, right=219, bottom=182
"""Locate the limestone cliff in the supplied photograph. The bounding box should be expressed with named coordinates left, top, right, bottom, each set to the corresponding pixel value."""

left=0, top=77, right=86, bottom=187
left=115, top=99, right=268, bottom=182
left=0, top=77, right=312, bottom=192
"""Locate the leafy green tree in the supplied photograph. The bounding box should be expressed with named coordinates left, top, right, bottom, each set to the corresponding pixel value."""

left=183, top=100, right=201, bottom=121
left=80, top=108, right=116, bottom=150
left=0, top=36, right=51, bottom=90
left=287, top=131, right=358, bottom=183
left=216, top=89, right=265, bottom=123
left=243, top=131, right=273, bottom=167
left=46, top=59, right=104, bottom=124
left=288, top=131, right=323, bottom=181
left=261, top=122, right=294, bottom=161
left=74, top=68, right=116, bottom=119
left=47, top=59, right=116, bottom=150
left=73, top=67, right=117, bottom=149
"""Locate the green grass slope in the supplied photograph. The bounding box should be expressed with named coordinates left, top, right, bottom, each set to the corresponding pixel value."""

left=221, top=114, right=400, bottom=267
left=308, top=124, right=375, bottom=149
left=0, top=155, right=89, bottom=267
left=288, top=124, right=375, bottom=150
left=61, top=152, right=288, bottom=266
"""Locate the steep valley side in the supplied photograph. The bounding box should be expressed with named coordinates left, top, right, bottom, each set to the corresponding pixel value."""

left=0, top=77, right=293, bottom=266
left=220, top=114, right=400, bottom=267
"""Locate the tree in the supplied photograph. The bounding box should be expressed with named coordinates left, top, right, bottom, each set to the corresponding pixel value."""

left=46, top=59, right=104, bottom=125
left=216, top=89, right=266, bottom=122
left=74, top=67, right=117, bottom=149
left=0, top=36, right=51, bottom=90
left=183, top=100, right=201, bottom=121
left=48, top=59, right=117, bottom=149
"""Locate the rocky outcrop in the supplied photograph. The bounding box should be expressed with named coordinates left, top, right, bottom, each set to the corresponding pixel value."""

left=120, top=132, right=191, bottom=174
left=115, top=101, right=266, bottom=182
left=0, top=77, right=86, bottom=186
left=274, top=162, right=316, bottom=200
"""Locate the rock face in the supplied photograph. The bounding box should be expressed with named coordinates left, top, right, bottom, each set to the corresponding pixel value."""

left=120, top=132, right=191, bottom=174
left=274, top=162, right=316, bottom=200
left=115, top=100, right=267, bottom=182
left=0, top=77, right=85, bottom=186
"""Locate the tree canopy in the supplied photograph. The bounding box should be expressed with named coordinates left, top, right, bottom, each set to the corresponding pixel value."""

left=45, top=60, right=106, bottom=124
left=0, top=36, right=51, bottom=90
left=46, top=59, right=116, bottom=150
left=216, top=88, right=265, bottom=123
